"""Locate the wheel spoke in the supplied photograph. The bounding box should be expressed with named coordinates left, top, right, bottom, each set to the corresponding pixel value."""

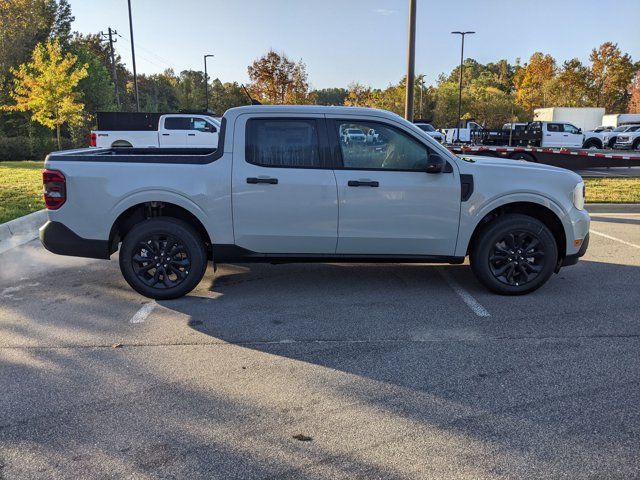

left=132, top=233, right=191, bottom=290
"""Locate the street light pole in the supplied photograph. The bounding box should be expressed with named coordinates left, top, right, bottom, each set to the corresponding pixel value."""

left=451, top=31, right=475, bottom=142
left=204, top=54, right=214, bottom=112
left=127, top=0, right=140, bottom=112
left=404, top=0, right=417, bottom=121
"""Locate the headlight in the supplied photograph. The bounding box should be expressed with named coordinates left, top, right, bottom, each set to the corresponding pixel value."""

left=572, top=182, right=585, bottom=210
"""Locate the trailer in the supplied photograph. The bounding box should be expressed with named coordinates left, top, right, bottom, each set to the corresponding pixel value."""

left=446, top=144, right=640, bottom=169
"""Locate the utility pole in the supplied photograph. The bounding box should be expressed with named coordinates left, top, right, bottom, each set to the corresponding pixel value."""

left=204, top=54, right=214, bottom=112
left=127, top=0, right=140, bottom=111
left=101, top=28, right=121, bottom=109
left=451, top=31, right=475, bottom=142
left=404, top=0, right=417, bottom=121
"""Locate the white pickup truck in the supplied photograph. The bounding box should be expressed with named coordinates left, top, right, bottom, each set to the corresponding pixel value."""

left=446, top=121, right=591, bottom=148
left=91, top=113, right=221, bottom=149
left=41, top=105, right=590, bottom=299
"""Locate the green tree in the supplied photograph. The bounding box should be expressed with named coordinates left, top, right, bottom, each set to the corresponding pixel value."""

left=310, top=88, right=348, bottom=105
left=175, top=70, right=207, bottom=110
left=210, top=79, right=249, bottom=114
left=3, top=39, right=88, bottom=149
left=546, top=58, right=590, bottom=107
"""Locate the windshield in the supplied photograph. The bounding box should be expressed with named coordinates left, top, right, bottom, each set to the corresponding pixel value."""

left=613, top=127, right=627, bottom=132
left=417, top=124, right=435, bottom=132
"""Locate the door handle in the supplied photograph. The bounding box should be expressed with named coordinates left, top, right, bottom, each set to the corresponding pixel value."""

left=246, top=177, right=278, bottom=184
left=348, top=180, right=379, bottom=187
left=162, top=133, right=170, bottom=136
left=187, top=133, right=196, bottom=136
left=563, top=134, right=569, bottom=137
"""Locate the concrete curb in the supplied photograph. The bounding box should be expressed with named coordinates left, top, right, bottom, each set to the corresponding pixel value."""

left=586, top=203, right=640, bottom=213
left=0, top=210, right=47, bottom=255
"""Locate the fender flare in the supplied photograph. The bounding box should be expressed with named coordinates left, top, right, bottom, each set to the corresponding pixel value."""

left=455, top=192, right=570, bottom=257
left=107, top=189, right=213, bottom=241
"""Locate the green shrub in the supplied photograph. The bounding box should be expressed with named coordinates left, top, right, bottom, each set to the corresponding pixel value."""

left=0, top=136, right=86, bottom=161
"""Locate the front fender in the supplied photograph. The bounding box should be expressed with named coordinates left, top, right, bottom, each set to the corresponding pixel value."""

left=455, top=192, right=571, bottom=257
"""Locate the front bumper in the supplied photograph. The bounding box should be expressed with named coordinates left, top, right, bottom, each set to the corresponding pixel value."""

left=613, top=143, right=634, bottom=150
left=39, top=221, right=112, bottom=259
left=562, top=233, right=589, bottom=267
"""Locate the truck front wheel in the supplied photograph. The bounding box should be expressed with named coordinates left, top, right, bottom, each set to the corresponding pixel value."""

left=470, top=214, right=558, bottom=295
left=119, top=217, right=207, bottom=299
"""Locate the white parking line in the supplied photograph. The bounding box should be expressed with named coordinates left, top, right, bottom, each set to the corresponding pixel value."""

left=438, top=268, right=491, bottom=317
left=130, top=301, right=157, bottom=324
left=591, top=230, right=640, bottom=250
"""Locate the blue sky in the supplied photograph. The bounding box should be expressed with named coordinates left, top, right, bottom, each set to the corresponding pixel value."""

left=70, top=0, right=640, bottom=89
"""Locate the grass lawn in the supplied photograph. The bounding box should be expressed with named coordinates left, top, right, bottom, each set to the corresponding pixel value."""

left=0, top=161, right=638, bottom=225
left=584, top=177, right=640, bottom=203
left=0, top=161, right=44, bottom=223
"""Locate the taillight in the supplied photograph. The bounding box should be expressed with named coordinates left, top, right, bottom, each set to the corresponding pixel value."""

left=90, top=132, right=97, bottom=147
left=43, top=169, right=66, bottom=210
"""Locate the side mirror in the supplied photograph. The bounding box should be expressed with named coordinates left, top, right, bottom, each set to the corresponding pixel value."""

left=425, top=153, right=445, bottom=174
left=578, top=128, right=582, bottom=134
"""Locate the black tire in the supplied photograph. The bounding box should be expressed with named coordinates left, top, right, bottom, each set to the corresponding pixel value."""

left=470, top=214, right=558, bottom=295
left=509, top=152, right=535, bottom=162
left=583, top=139, right=602, bottom=150
left=633, top=138, right=640, bottom=151
left=119, top=217, right=207, bottom=299
left=607, top=137, right=617, bottom=148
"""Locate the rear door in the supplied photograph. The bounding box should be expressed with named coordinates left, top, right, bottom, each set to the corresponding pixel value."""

left=159, top=116, right=189, bottom=147
left=328, top=117, right=461, bottom=256
left=543, top=123, right=564, bottom=147
left=186, top=116, right=219, bottom=147
left=231, top=115, right=338, bottom=254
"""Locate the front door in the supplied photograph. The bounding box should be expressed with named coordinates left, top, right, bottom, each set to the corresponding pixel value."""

left=562, top=123, right=584, bottom=148
left=328, top=118, right=461, bottom=256
left=187, top=117, right=219, bottom=147
left=232, top=115, right=338, bottom=254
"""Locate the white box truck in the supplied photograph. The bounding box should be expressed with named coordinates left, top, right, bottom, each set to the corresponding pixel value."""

left=601, top=113, right=640, bottom=128
left=533, top=107, right=605, bottom=132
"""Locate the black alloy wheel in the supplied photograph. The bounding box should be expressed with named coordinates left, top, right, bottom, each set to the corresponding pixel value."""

left=470, top=214, right=558, bottom=295
left=488, top=230, right=544, bottom=287
left=119, top=217, right=207, bottom=299
left=132, top=234, right=191, bottom=289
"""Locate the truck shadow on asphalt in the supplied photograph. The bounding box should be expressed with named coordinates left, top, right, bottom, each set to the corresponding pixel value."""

left=1, top=254, right=639, bottom=478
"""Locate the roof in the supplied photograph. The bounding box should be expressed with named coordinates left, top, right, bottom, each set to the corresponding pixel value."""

left=223, top=104, right=404, bottom=122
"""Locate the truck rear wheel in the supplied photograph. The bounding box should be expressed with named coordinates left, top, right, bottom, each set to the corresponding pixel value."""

left=119, top=217, right=207, bottom=299
left=470, top=214, right=557, bottom=295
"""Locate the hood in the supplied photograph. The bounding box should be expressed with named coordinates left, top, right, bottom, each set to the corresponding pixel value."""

left=456, top=154, right=581, bottom=180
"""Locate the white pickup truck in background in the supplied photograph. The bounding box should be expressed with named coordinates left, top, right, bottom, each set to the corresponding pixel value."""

left=91, top=112, right=221, bottom=149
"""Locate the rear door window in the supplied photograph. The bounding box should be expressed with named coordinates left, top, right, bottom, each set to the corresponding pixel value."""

left=164, top=117, right=190, bottom=130
left=246, top=118, right=329, bottom=168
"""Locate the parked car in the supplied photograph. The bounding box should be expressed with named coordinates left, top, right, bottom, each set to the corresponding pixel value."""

left=341, top=128, right=367, bottom=144
left=602, top=125, right=640, bottom=149
left=613, top=129, right=640, bottom=150
left=415, top=123, right=445, bottom=143
left=40, top=105, right=590, bottom=299
left=91, top=112, right=221, bottom=149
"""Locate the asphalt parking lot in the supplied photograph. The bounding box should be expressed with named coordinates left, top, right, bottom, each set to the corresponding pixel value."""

left=1, top=212, right=639, bottom=479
